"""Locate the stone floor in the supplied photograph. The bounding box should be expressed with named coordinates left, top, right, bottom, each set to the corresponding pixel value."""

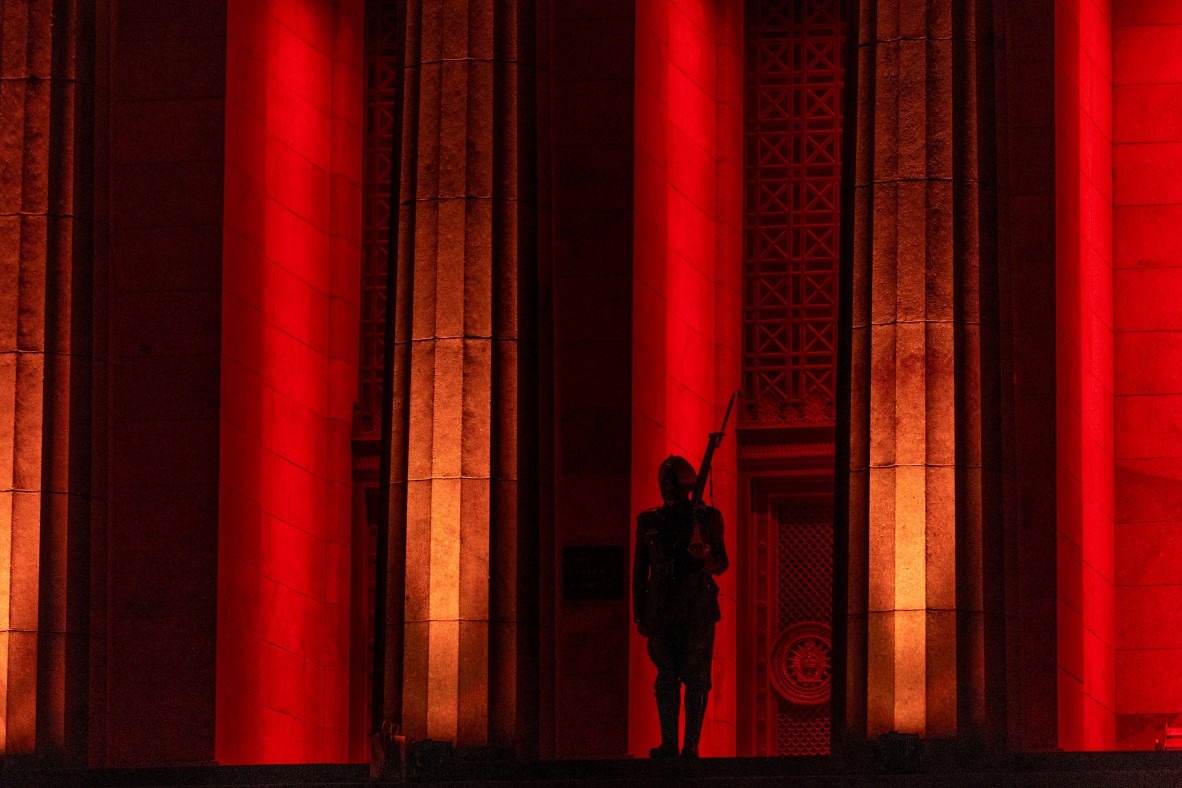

left=9, top=751, right=1182, bottom=787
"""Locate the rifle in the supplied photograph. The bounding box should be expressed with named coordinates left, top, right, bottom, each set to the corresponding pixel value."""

left=688, top=391, right=737, bottom=554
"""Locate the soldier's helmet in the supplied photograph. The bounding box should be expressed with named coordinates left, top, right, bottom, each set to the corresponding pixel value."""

left=658, top=455, right=696, bottom=502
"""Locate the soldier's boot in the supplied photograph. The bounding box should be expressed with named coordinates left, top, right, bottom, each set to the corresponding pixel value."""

left=650, top=681, right=681, bottom=758
left=681, top=687, right=709, bottom=758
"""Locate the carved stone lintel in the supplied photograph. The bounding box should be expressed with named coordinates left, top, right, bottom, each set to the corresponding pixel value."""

left=740, top=390, right=836, bottom=428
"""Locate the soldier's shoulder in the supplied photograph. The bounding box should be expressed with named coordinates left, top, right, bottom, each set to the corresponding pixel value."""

left=638, top=506, right=663, bottom=522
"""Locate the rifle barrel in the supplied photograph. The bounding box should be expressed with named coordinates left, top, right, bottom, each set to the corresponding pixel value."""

left=691, top=391, right=739, bottom=508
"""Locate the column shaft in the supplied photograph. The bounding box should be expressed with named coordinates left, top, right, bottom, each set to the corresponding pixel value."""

left=843, top=0, right=1006, bottom=744
left=380, top=0, right=546, bottom=753
left=0, top=0, right=105, bottom=764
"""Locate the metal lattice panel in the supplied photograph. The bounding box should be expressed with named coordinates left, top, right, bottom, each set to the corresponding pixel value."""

left=743, top=0, right=845, bottom=427
left=773, top=500, right=834, bottom=756
left=777, top=700, right=829, bottom=757
left=776, top=503, right=833, bottom=626
left=357, top=0, right=400, bottom=439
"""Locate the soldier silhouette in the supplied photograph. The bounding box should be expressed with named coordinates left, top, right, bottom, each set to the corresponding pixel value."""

left=633, top=454, right=729, bottom=759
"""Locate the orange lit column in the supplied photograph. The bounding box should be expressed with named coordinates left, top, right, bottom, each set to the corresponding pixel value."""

left=0, top=0, right=106, bottom=763
left=841, top=0, right=1006, bottom=744
left=379, top=0, right=547, bottom=752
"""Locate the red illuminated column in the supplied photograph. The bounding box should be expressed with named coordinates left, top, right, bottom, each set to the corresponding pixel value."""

left=629, top=0, right=742, bottom=758
left=379, top=0, right=547, bottom=754
left=841, top=0, right=1007, bottom=744
left=216, top=0, right=363, bottom=765
left=1053, top=0, right=1115, bottom=751
left=0, top=0, right=106, bottom=764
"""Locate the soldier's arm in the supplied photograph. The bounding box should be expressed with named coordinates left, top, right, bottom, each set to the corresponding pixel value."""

left=632, top=516, right=650, bottom=623
left=702, top=508, right=728, bottom=576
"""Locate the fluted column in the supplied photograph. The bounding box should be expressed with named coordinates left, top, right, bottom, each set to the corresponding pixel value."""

left=379, top=0, right=546, bottom=752
left=0, top=0, right=105, bottom=764
left=842, top=0, right=1005, bottom=745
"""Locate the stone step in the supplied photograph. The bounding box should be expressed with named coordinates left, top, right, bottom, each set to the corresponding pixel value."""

left=10, top=752, right=1182, bottom=788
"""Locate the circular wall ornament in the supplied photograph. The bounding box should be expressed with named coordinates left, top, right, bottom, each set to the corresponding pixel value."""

left=769, top=621, right=832, bottom=705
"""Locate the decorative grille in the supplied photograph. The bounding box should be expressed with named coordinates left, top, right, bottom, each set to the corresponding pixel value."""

left=776, top=503, right=832, bottom=625
left=774, top=501, right=833, bottom=756
left=743, top=0, right=845, bottom=427
left=357, top=0, right=399, bottom=439
left=365, top=486, right=379, bottom=736
left=777, top=699, right=829, bottom=757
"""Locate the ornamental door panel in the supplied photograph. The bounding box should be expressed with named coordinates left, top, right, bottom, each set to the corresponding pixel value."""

left=738, top=0, right=845, bottom=757
left=743, top=479, right=834, bottom=756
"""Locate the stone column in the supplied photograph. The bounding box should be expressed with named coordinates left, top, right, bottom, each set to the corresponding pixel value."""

left=0, top=0, right=106, bottom=764
left=841, top=0, right=1006, bottom=745
left=378, top=0, right=548, bottom=753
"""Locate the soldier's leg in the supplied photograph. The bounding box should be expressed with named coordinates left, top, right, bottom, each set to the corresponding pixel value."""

left=647, top=627, right=682, bottom=757
left=680, top=620, right=716, bottom=758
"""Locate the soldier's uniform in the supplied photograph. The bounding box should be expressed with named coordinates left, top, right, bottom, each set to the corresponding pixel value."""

left=633, top=459, right=728, bottom=759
